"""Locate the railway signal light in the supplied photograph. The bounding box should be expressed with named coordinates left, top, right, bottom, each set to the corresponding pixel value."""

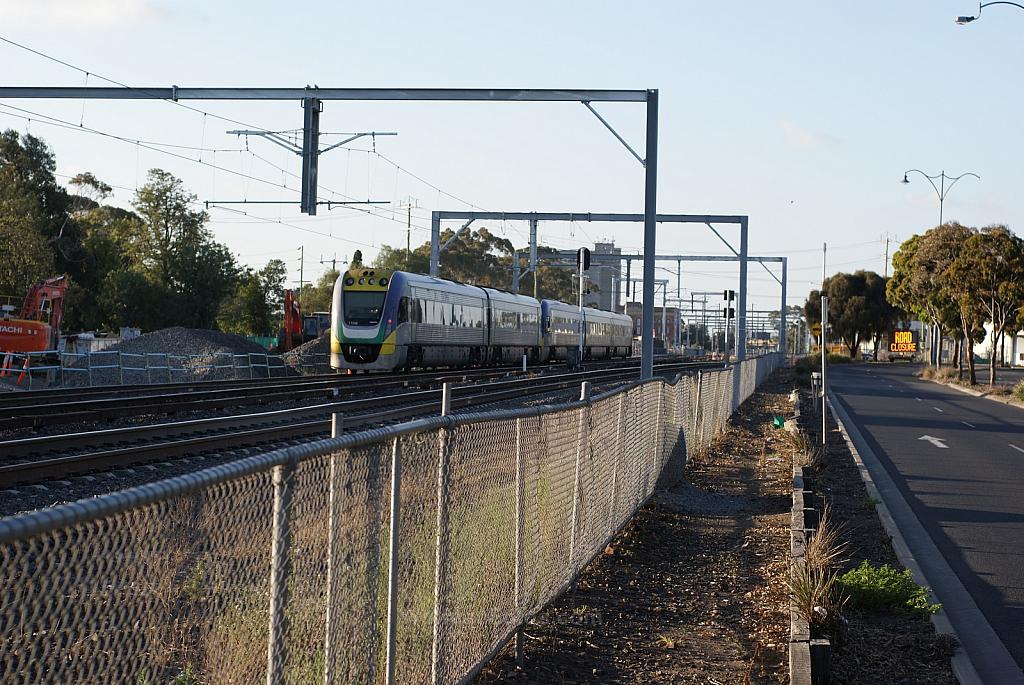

left=577, top=247, right=591, bottom=271
left=723, top=289, right=735, bottom=302
left=723, top=307, right=735, bottom=319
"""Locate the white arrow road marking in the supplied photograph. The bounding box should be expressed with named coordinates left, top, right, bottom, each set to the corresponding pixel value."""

left=1010, top=444, right=1024, bottom=455
left=919, top=435, right=949, bottom=449
left=961, top=421, right=976, bottom=429
left=933, top=407, right=944, bottom=413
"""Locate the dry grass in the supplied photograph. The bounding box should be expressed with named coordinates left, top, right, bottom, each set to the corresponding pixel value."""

left=805, top=505, right=847, bottom=572
left=790, top=504, right=849, bottom=636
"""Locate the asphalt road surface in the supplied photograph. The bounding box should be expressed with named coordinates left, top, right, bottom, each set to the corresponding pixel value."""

left=829, top=363, right=1024, bottom=681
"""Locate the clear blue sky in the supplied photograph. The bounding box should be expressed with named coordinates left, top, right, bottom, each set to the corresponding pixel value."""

left=2, top=0, right=1021, bottom=312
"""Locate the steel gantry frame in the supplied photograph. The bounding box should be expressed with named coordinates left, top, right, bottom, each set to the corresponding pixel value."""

left=0, top=86, right=661, bottom=378
left=428, top=212, right=762, bottom=367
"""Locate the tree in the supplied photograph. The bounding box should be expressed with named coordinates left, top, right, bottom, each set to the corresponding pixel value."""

left=0, top=213, right=54, bottom=298
left=888, top=224, right=977, bottom=377
left=351, top=250, right=363, bottom=267
left=863, top=271, right=901, bottom=361
left=171, top=237, right=239, bottom=329
left=216, top=259, right=288, bottom=337
left=373, top=229, right=579, bottom=302
left=298, top=268, right=339, bottom=314
left=96, top=270, right=177, bottom=332
left=132, top=169, right=211, bottom=287
left=946, top=226, right=1024, bottom=385
left=0, top=130, right=75, bottom=249
left=805, top=271, right=892, bottom=359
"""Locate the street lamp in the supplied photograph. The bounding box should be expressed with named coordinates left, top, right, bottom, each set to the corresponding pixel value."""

left=956, top=1, right=1024, bottom=23
left=901, top=169, right=980, bottom=226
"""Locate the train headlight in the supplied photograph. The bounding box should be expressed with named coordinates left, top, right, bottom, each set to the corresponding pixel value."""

left=345, top=277, right=355, bottom=286
left=379, top=277, right=388, bottom=286
left=358, top=278, right=365, bottom=285
left=368, top=278, right=375, bottom=285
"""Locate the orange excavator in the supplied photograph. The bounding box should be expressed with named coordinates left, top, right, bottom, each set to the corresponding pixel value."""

left=276, top=289, right=330, bottom=352
left=277, top=289, right=302, bottom=352
left=0, top=275, right=69, bottom=354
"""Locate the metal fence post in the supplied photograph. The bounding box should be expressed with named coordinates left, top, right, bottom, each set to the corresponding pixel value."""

left=692, top=370, right=703, bottom=450
left=568, top=381, right=591, bottom=571
left=87, top=351, right=93, bottom=387
left=514, top=416, right=525, bottom=666
left=117, top=351, right=123, bottom=385
left=654, top=381, right=663, bottom=473
left=385, top=436, right=402, bottom=685
left=609, top=393, right=625, bottom=535
left=432, top=384, right=452, bottom=684
left=324, top=414, right=343, bottom=685
left=266, top=450, right=296, bottom=685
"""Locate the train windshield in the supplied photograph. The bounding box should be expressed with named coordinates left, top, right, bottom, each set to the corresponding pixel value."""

left=344, top=291, right=386, bottom=326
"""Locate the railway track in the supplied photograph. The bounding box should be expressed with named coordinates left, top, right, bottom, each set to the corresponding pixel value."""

left=0, top=361, right=720, bottom=487
left=0, top=356, right=691, bottom=430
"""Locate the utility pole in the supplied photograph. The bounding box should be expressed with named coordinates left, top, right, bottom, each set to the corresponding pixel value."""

left=821, top=295, right=829, bottom=447
left=297, top=245, right=305, bottom=308
left=398, top=197, right=419, bottom=271
left=882, top=233, right=896, bottom=278
left=319, top=253, right=344, bottom=272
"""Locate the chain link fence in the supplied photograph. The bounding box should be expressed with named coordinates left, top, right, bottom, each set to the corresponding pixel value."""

left=0, top=354, right=782, bottom=684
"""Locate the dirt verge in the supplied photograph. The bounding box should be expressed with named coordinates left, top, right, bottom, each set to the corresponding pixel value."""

left=476, top=370, right=796, bottom=684
left=801, top=390, right=957, bottom=684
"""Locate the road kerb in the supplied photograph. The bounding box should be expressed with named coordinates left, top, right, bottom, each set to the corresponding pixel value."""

left=925, top=376, right=1024, bottom=410
left=827, top=392, right=1024, bottom=685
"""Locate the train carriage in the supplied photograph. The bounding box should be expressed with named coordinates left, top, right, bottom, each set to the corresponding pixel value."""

left=332, top=267, right=632, bottom=372
left=482, top=288, right=542, bottom=363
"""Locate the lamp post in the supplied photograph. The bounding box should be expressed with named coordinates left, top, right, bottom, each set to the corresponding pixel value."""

left=901, top=169, right=980, bottom=227
left=956, top=1, right=1024, bottom=23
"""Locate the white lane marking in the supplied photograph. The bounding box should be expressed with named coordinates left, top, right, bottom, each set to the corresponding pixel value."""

left=916, top=397, right=923, bottom=402
left=961, top=421, right=975, bottom=428
left=919, top=435, right=949, bottom=449
left=933, top=407, right=944, bottom=413
left=1010, top=444, right=1024, bottom=455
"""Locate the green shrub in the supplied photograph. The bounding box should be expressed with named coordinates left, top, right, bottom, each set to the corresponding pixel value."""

left=836, top=561, right=940, bottom=616
left=1013, top=380, right=1024, bottom=402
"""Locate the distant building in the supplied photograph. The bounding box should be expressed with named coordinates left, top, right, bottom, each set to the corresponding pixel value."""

left=973, top=323, right=1024, bottom=367
left=582, top=241, right=621, bottom=312
left=621, top=301, right=681, bottom=349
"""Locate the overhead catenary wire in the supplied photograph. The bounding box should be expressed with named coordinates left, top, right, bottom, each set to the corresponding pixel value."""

left=0, top=33, right=275, bottom=132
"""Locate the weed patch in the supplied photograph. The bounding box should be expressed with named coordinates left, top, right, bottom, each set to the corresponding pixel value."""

left=836, top=561, right=940, bottom=617
left=1014, top=380, right=1024, bottom=402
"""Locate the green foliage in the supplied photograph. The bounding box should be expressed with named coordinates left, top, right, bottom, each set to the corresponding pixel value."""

left=805, top=270, right=897, bottom=359
left=0, top=212, right=53, bottom=298
left=97, top=270, right=177, bottom=331
left=217, top=259, right=289, bottom=336
left=372, top=228, right=579, bottom=301
left=947, top=226, right=1024, bottom=385
left=1013, top=380, right=1024, bottom=403
left=836, top=560, right=940, bottom=616
left=297, top=267, right=339, bottom=314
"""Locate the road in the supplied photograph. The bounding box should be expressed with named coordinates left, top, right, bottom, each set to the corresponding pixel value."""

left=829, top=363, right=1024, bottom=683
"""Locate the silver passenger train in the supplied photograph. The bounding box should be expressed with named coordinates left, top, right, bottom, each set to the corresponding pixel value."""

left=331, top=268, right=633, bottom=372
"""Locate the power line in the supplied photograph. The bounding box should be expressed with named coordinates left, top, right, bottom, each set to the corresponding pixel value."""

left=0, top=103, right=296, bottom=193
left=208, top=206, right=376, bottom=249
left=0, top=33, right=273, bottom=132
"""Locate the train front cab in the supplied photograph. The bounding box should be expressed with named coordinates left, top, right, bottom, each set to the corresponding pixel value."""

left=331, top=268, right=406, bottom=371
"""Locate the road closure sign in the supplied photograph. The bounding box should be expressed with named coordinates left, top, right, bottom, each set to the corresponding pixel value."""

left=890, top=329, right=917, bottom=353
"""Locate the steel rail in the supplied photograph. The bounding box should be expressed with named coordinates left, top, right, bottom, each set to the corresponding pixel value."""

left=0, top=362, right=720, bottom=486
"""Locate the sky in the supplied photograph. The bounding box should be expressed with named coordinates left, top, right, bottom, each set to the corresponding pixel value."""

left=2, top=0, right=1022, bottom=315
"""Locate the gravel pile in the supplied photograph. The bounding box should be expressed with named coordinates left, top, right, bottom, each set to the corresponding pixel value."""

left=64, top=327, right=286, bottom=384
left=283, top=332, right=332, bottom=374
left=107, top=327, right=271, bottom=357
